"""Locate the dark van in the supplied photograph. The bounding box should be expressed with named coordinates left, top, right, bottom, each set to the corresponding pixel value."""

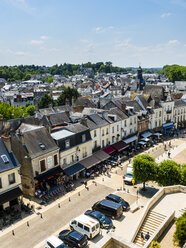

left=92, top=199, right=123, bottom=219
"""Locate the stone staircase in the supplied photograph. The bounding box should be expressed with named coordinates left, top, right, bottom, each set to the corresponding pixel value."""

left=179, top=208, right=186, bottom=215
left=134, top=210, right=167, bottom=247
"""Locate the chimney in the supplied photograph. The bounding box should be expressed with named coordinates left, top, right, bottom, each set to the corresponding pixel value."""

left=121, top=103, right=126, bottom=111
left=1, top=133, right=12, bottom=151
left=80, top=117, right=88, bottom=127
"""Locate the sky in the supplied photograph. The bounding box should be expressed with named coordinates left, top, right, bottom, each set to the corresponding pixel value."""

left=0, top=0, right=186, bottom=67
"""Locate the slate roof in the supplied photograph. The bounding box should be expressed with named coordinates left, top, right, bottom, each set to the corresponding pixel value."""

left=125, top=100, right=143, bottom=113
left=108, top=107, right=128, bottom=120
left=88, top=114, right=109, bottom=127
left=85, top=118, right=98, bottom=131
left=21, top=127, right=59, bottom=159
left=39, top=107, right=55, bottom=116
left=53, top=105, right=73, bottom=113
left=65, top=123, right=90, bottom=134
left=0, top=137, right=20, bottom=173
left=143, top=85, right=165, bottom=100
left=174, top=99, right=186, bottom=107
left=74, top=98, right=96, bottom=108
left=47, top=112, right=70, bottom=126
left=137, top=95, right=148, bottom=109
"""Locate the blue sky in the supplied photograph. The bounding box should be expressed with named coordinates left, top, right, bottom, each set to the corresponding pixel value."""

left=0, top=0, right=186, bottom=67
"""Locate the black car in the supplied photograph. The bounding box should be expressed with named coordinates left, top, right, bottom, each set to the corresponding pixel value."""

left=92, top=199, right=123, bottom=219
left=84, top=210, right=113, bottom=229
left=58, top=229, right=88, bottom=248
left=105, top=194, right=130, bottom=211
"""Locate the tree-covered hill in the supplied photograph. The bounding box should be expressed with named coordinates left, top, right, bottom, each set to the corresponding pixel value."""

left=161, top=64, right=186, bottom=83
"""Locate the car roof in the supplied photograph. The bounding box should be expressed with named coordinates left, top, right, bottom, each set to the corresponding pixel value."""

left=100, top=199, right=121, bottom=209
left=69, top=231, right=84, bottom=240
left=72, top=214, right=99, bottom=226
left=107, top=194, right=120, bottom=201
left=46, top=236, right=64, bottom=245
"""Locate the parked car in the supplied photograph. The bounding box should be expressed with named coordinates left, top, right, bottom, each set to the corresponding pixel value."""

left=92, top=199, right=123, bottom=219
left=58, top=229, right=88, bottom=248
left=45, top=236, right=67, bottom=248
left=84, top=210, right=113, bottom=229
left=105, top=194, right=129, bottom=211
left=70, top=214, right=100, bottom=239
left=123, top=172, right=134, bottom=185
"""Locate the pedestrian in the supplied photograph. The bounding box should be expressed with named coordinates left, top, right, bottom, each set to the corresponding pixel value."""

left=169, top=141, right=171, bottom=147
left=168, top=151, right=171, bottom=158
left=141, top=232, right=144, bottom=242
left=164, top=144, right=166, bottom=151
left=145, top=232, right=150, bottom=241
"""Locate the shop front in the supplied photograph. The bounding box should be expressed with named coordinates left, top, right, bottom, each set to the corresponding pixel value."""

left=162, top=123, right=175, bottom=135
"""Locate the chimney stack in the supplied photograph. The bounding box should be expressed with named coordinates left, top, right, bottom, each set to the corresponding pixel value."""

left=1, top=133, right=12, bottom=151
left=121, top=103, right=126, bottom=111
left=80, top=117, right=88, bottom=127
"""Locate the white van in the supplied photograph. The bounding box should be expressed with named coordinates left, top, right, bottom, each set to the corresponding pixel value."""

left=45, top=236, right=67, bottom=248
left=127, top=164, right=133, bottom=174
left=70, top=214, right=100, bottom=239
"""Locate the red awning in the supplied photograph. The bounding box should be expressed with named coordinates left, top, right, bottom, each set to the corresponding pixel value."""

left=103, top=146, right=116, bottom=154
left=112, top=141, right=129, bottom=152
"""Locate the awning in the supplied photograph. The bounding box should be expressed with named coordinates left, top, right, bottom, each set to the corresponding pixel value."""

left=140, top=137, right=150, bottom=142
left=79, top=155, right=100, bottom=169
left=35, top=166, right=63, bottom=182
left=94, top=150, right=110, bottom=161
left=123, top=135, right=138, bottom=144
left=111, top=141, right=129, bottom=152
left=63, top=163, right=85, bottom=176
left=0, top=187, right=22, bottom=205
left=141, top=132, right=152, bottom=138
left=163, top=123, right=174, bottom=129
left=138, top=141, right=146, bottom=145
left=103, top=146, right=116, bottom=154
left=153, top=132, right=162, bottom=136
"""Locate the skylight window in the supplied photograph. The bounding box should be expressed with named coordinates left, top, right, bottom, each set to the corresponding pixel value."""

left=39, top=143, right=46, bottom=150
left=1, top=155, right=9, bottom=164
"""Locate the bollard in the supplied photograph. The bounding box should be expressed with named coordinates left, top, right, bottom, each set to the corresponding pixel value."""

left=127, top=189, right=129, bottom=193
left=69, top=197, right=71, bottom=202
left=58, top=203, right=60, bottom=208
left=78, top=192, right=80, bottom=196
left=40, top=213, right=43, bottom=219
left=102, top=178, right=104, bottom=182
left=116, top=170, right=117, bottom=174
left=27, top=221, right=29, bottom=227
left=12, top=230, right=15, bottom=236
left=95, top=182, right=97, bottom=186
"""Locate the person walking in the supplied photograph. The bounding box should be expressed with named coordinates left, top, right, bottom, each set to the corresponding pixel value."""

left=145, top=232, right=150, bottom=241
left=168, top=151, right=171, bottom=158
left=141, top=232, right=144, bottom=242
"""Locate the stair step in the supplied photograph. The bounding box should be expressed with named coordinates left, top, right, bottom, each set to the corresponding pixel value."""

left=144, top=218, right=163, bottom=226
left=150, top=211, right=167, bottom=218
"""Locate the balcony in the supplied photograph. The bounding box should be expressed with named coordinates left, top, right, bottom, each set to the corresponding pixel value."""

left=166, top=109, right=172, bottom=114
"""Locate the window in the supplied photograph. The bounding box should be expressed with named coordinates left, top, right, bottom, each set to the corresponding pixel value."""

left=92, top=226, right=95, bottom=232
left=102, top=130, right=104, bottom=136
left=63, top=158, right=67, bottom=165
left=134, top=118, right=136, bottom=124
left=78, top=223, right=83, bottom=228
left=0, top=178, right=2, bottom=189
left=130, top=129, right=132, bottom=134
left=71, top=155, right=74, bottom=162
left=106, top=138, right=109, bottom=145
left=54, top=154, right=58, bottom=166
left=112, top=136, right=115, bottom=143
left=40, top=160, right=46, bottom=172
left=82, top=134, right=86, bottom=142
left=94, top=140, right=97, bottom=148
left=117, top=125, right=119, bottom=131
left=155, top=121, right=157, bottom=127
left=156, top=112, right=158, bottom=118
left=112, top=126, right=114, bottom=133
left=130, top=119, right=132, bottom=125
left=94, top=130, right=96, bottom=137
left=8, top=173, right=15, bottom=185
left=84, top=226, right=90, bottom=232
left=102, top=140, right=104, bottom=147
left=47, top=156, right=53, bottom=169
left=82, top=147, right=87, bottom=158
left=124, top=120, right=127, bottom=127
left=106, top=128, right=109, bottom=134
left=1, top=155, right=9, bottom=164
left=47, top=241, right=55, bottom=248
left=65, top=139, right=70, bottom=148
left=159, top=111, right=161, bottom=117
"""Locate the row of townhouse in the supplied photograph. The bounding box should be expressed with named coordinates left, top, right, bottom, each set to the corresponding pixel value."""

left=1, top=92, right=186, bottom=204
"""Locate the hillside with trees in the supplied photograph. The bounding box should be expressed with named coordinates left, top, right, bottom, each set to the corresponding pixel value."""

left=161, top=64, right=186, bottom=83
left=0, top=62, right=130, bottom=82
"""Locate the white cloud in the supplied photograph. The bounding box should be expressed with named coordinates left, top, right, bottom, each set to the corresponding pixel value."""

left=15, top=51, right=27, bottom=56
left=30, top=40, right=44, bottom=45
left=4, top=0, right=35, bottom=14
left=93, top=26, right=114, bottom=34
left=40, top=35, right=49, bottom=40
left=168, top=39, right=179, bottom=45
left=161, top=12, right=172, bottom=18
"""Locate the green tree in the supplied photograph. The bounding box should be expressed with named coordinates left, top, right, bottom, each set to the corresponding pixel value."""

left=149, top=241, right=161, bottom=248
left=38, top=94, right=54, bottom=109
left=174, top=212, right=186, bottom=247
left=57, top=87, right=80, bottom=106
left=26, top=105, right=36, bottom=116
left=180, top=164, right=186, bottom=186
left=157, top=160, right=181, bottom=186
left=133, top=154, right=157, bottom=190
